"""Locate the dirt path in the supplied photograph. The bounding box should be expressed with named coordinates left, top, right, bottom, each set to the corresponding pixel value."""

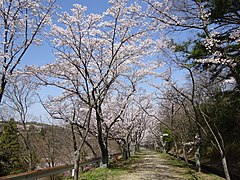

left=111, top=149, right=224, bottom=180
left=115, top=149, right=186, bottom=180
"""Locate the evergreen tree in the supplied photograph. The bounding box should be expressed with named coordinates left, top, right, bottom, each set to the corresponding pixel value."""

left=0, top=119, right=27, bottom=176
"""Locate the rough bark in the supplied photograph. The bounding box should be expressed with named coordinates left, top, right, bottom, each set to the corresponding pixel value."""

left=127, top=142, right=131, bottom=158
left=96, top=107, right=108, bottom=167
left=73, top=150, right=80, bottom=180
left=0, top=76, right=7, bottom=103
left=100, top=147, right=108, bottom=167
left=122, top=141, right=128, bottom=160
left=173, top=137, right=179, bottom=159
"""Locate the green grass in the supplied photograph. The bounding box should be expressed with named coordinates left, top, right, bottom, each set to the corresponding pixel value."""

left=63, top=166, right=125, bottom=180
left=64, top=154, right=139, bottom=180
left=158, top=153, right=189, bottom=168
left=109, top=154, right=140, bottom=171
left=78, top=167, right=126, bottom=180
left=157, top=152, right=224, bottom=180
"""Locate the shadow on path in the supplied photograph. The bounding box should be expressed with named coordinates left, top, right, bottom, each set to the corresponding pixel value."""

left=115, top=149, right=187, bottom=180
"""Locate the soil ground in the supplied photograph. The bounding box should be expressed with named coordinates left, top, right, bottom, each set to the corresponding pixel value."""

left=109, top=149, right=224, bottom=180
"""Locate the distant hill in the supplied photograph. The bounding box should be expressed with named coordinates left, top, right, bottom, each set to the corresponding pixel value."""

left=0, top=120, right=53, bottom=133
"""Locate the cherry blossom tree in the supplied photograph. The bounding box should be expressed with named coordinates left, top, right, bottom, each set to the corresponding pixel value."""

left=107, top=93, right=148, bottom=159
left=41, top=93, right=93, bottom=180
left=154, top=61, right=232, bottom=178
left=95, top=85, right=136, bottom=159
left=26, top=0, right=162, bottom=170
left=143, top=0, right=240, bottom=90
left=44, top=96, right=97, bottom=158
left=0, top=0, right=56, bottom=102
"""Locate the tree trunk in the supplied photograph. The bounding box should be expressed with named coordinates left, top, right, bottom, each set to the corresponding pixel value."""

left=135, top=143, right=140, bottom=152
left=132, top=142, right=136, bottom=155
left=26, top=133, right=34, bottom=170
left=127, top=142, right=131, bottom=158
left=221, top=154, right=231, bottom=180
left=162, top=144, right=166, bottom=153
left=121, top=139, right=128, bottom=160
left=21, top=121, right=35, bottom=171
left=0, top=75, right=7, bottom=103
left=194, top=131, right=201, bottom=172
left=195, top=144, right=201, bottom=172
left=100, top=146, right=108, bottom=167
left=161, top=139, right=166, bottom=153
left=95, top=105, right=110, bottom=167
left=73, top=150, right=80, bottom=180
left=182, top=144, right=188, bottom=164
left=97, top=131, right=108, bottom=167
left=173, top=137, right=179, bottom=159
left=71, top=124, right=80, bottom=180
left=28, top=150, right=34, bottom=170
left=96, top=112, right=108, bottom=167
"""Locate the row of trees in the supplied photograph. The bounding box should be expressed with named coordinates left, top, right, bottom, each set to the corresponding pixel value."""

left=25, top=2, right=158, bottom=179
left=142, top=1, right=239, bottom=179
left=0, top=0, right=239, bottom=180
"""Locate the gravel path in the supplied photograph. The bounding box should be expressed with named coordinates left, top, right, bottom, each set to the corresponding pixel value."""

left=111, top=149, right=224, bottom=180
left=115, top=149, right=186, bottom=180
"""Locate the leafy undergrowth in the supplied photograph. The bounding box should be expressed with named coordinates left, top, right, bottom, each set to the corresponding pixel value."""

left=158, top=153, right=224, bottom=180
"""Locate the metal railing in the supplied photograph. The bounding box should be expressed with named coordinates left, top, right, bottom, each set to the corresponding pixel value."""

left=0, top=153, right=122, bottom=180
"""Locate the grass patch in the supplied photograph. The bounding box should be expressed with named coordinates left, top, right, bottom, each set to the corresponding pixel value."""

left=79, top=167, right=126, bottom=180
left=157, top=152, right=224, bottom=180
left=110, top=154, right=140, bottom=171
left=64, top=154, right=140, bottom=180
left=64, top=168, right=125, bottom=180
left=158, top=153, right=189, bottom=167
left=167, top=157, right=189, bottom=168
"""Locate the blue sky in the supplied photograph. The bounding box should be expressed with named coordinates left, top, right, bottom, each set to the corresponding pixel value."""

left=21, top=0, right=110, bottom=67
left=58, top=0, right=110, bottom=13
left=21, top=0, right=187, bottom=121
left=24, top=0, right=111, bottom=119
